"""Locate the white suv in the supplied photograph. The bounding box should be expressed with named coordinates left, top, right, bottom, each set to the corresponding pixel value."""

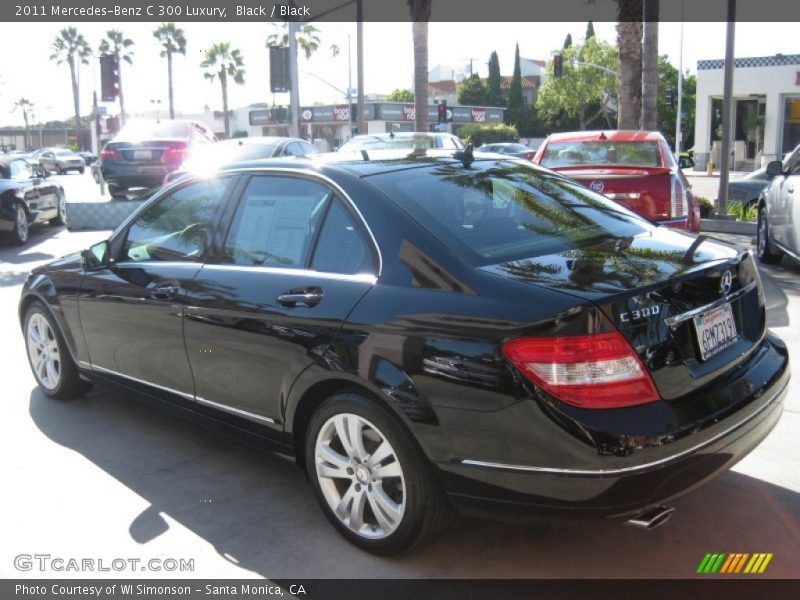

left=757, top=145, right=800, bottom=264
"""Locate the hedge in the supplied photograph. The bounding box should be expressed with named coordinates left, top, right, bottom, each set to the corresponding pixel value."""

left=456, top=124, right=519, bottom=146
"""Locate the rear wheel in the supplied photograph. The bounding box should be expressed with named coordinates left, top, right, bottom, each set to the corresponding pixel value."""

left=24, top=301, right=91, bottom=399
left=78, top=167, right=85, bottom=175
left=10, top=203, right=29, bottom=245
left=49, top=190, right=67, bottom=226
left=306, top=392, right=452, bottom=555
left=757, top=208, right=783, bottom=264
left=108, top=183, right=127, bottom=199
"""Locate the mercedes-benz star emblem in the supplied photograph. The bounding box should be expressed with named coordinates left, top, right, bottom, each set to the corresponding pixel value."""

left=720, top=270, right=733, bottom=295
left=589, top=180, right=604, bottom=193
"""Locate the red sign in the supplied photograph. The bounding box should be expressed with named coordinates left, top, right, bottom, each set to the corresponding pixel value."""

left=402, top=104, right=416, bottom=121
left=471, top=108, right=487, bottom=123
left=333, top=105, right=350, bottom=122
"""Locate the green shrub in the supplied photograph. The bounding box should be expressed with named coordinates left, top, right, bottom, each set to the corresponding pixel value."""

left=230, top=130, right=249, bottom=139
left=695, top=196, right=715, bottom=218
left=727, top=201, right=758, bottom=222
left=456, top=124, right=519, bottom=146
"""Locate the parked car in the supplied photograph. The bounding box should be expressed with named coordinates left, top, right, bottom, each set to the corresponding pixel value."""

left=533, top=130, right=701, bottom=232
left=338, top=132, right=464, bottom=152
left=20, top=150, right=788, bottom=554
left=77, top=150, right=98, bottom=165
left=756, top=145, right=800, bottom=264
left=163, top=136, right=318, bottom=185
left=1, top=157, right=65, bottom=244
left=728, top=166, right=775, bottom=208
left=37, top=149, right=86, bottom=175
left=100, top=119, right=217, bottom=198
left=477, top=142, right=535, bottom=160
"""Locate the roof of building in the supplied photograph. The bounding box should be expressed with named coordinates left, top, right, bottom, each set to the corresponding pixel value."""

left=522, top=58, right=547, bottom=67
left=698, top=54, right=800, bottom=70
left=499, top=75, right=540, bottom=90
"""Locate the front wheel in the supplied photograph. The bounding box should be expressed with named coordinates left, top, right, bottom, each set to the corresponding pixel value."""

left=78, top=167, right=85, bottom=175
left=306, top=392, right=452, bottom=555
left=757, top=208, right=784, bottom=264
left=50, top=190, right=67, bottom=226
left=10, top=203, right=29, bottom=245
left=24, top=302, right=91, bottom=399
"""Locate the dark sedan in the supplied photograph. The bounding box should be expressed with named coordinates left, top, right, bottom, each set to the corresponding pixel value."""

left=1, top=157, right=65, bottom=244
left=20, top=150, right=788, bottom=554
left=728, top=166, right=775, bottom=208
left=477, top=142, right=536, bottom=160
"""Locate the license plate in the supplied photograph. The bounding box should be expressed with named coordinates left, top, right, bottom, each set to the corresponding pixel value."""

left=693, top=303, right=738, bottom=361
left=133, top=150, right=151, bottom=160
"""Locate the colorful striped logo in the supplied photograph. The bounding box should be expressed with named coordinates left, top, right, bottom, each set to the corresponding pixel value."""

left=696, top=553, right=773, bottom=574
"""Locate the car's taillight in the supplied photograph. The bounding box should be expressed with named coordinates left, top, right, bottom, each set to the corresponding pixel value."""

left=670, top=175, right=688, bottom=218
left=502, top=332, right=660, bottom=409
left=524, top=152, right=534, bottom=161
left=161, top=144, right=188, bottom=164
left=100, top=146, right=119, bottom=160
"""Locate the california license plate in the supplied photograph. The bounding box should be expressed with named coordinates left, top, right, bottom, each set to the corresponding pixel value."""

left=693, top=303, right=738, bottom=361
left=133, top=150, right=151, bottom=160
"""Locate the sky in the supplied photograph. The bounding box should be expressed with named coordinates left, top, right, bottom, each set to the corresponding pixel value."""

left=0, top=21, right=797, bottom=125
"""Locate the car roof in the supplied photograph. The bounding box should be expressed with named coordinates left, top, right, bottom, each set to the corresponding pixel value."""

left=216, top=136, right=305, bottom=147
left=349, top=132, right=455, bottom=140
left=545, top=130, right=666, bottom=143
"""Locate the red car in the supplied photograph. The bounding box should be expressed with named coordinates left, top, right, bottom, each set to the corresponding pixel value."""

left=533, top=130, right=700, bottom=232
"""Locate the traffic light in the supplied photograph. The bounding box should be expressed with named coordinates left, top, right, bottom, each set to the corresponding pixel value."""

left=438, top=100, right=447, bottom=124
left=554, top=54, right=563, bottom=78
left=100, top=55, right=120, bottom=102
left=666, top=87, right=675, bottom=109
left=269, top=46, right=290, bottom=93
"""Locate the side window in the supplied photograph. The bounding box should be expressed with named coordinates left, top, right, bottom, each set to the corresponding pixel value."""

left=300, top=142, right=318, bottom=155
left=311, top=200, right=373, bottom=275
left=222, top=176, right=331, bottom=267
left=10, top=160, right=32, bottom=179
left=787, top=150, right=800, bottom=175
left=121, top=178, right=231, bottom=262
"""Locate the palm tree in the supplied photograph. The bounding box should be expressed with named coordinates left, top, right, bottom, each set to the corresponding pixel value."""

left=153, top=23, right=186, bottom=119
left=12, top=98, right=34, bottom=149
left=50, top=27, right=92, bottom=148
left=266, top=23, right=331, bottom=60
left=98, top=29, right=134, bottom=125
left=641, top=0, right=659, bottom=131
left=201, top=43, right=245, bottom=138
left=408, top=0, right=432, bottom=133
left=616, top=0, right=643, bottom=130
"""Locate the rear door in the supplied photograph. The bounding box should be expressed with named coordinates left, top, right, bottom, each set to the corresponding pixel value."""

left=183, top=174, right=376, bottom=425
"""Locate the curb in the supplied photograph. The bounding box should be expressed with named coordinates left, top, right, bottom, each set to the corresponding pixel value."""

left=699, top=218, right=756, bottom=235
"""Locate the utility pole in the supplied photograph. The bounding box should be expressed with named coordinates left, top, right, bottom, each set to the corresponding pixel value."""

left=717, top=0, right=736, bottom=216
left=675, top=5, right=684, bottom=155
left=288, top=20, right=300, bottom=138
left=347, top=33, right=353, bottom=138
left=356, top=0, right=365, bottom=134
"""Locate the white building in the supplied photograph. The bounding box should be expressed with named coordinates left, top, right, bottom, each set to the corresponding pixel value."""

left=694, top=54, right=800, bottom=171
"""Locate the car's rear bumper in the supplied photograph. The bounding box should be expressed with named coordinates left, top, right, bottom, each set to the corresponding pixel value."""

left=101, top=163, right=173, bottom=189
left=435, top=335, right=788, bottom=520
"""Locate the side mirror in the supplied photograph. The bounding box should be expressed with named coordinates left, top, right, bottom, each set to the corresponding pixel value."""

left=766, top=160, right=784, bottom=178
left=82, top=240, right=110, bottom=270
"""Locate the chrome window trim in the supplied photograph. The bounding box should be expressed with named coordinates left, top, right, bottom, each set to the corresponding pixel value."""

left=198, top=263, right=377, bottom=285
left=663, top=279, right=758, bottom=327
left=90, top=364, right=194, bottom=401
left=196, top=396, right=277, bottom=425
left=215, top=166, right=383, bottom=277
left=458, top=377, right=785, bottom=477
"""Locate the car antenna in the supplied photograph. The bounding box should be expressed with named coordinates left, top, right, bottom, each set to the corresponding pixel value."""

left=453, top=143, right=474, bottom=167
left=360, top=150, right=370, bottom=161
left=599, top=131, right=607, bottom=140
left=388, top=131, right=395, bottom=139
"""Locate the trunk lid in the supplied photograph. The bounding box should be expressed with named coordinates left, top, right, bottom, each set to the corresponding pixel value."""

left=103, top=139, right=188, bottom=167
left=482, top=227, right=765, bottom=400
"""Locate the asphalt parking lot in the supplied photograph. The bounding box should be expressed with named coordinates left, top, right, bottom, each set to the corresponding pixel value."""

left=1, top=175, right=798, bottom=579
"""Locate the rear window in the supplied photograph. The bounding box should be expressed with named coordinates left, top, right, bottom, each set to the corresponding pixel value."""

left=340, top=136, right=437, bottom=151
left=541, top=141, right=663, bottom=168
left=367, top=162, right=650, bottom=266
left=116, top=121, right=193, bottom=140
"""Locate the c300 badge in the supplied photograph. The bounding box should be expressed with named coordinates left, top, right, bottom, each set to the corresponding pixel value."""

left=620, top=305, right=661, bottom=322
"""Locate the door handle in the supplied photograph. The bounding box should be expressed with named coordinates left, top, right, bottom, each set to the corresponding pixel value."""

left=148, top=285, right=181, bottom=301
left=277, top=287, right=323, bottom=308
left=788, top=186, right=795, bottom=194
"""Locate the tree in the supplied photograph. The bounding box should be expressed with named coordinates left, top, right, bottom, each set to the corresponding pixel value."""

left=487, top=51, right=503, bottom=106
left=201, top=43, right=245, bottom=138
left=386, top=89, right=414, bottom=102
left=50, top=27, right=92, bottom=149
left=641, top=0, right=659, bottom=130
left=656, top=56, right=696, bottom=149
left=564, top=33, right=573, bottom=49
left=586, top=20, right=596, bottom=39
left=616, top=0, right=643, bottom=129
left=12, top=98, right=34, bottom=149
left=153, top=23, right=187, bottom=120
left=266, top=23, right=335, bottom=60
left=537, top=38, right=618, bottom=130
left=98, top=29, right=134, bottom=125
left=408, top=0, right=432, bottom=132
left=508, top=44, right=524, bottom=110
left=456, top=74, right=490, bottom=106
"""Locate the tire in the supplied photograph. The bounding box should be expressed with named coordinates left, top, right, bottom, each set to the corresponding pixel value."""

left=93, top=171, right=101, bottom=184
left=56, top=166, right=64, bottom=175
left=757, top=208, right=783, bottom=264
left=108, top=183, right=127, bottom=199
left=23, top=301, right=92, bottom=400
left=49, top=190, right=67, bottom=226
left=78, top=167, right=85, bottom=175
left=305, top=392, right=452, bottom=555
left=10, top=203, right=29, bottom=245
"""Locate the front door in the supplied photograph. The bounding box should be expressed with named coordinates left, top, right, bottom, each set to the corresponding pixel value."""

left=183, top=174, right=377, bottom=425
left=79, top=177, right=235, bottom=398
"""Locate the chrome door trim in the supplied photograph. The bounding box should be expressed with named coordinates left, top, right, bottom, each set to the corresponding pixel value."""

left=196, top=396, right=277, bottom=425
left=198, top=263, right=377, bottom=285
left=90, top=364, right=195, bottom=401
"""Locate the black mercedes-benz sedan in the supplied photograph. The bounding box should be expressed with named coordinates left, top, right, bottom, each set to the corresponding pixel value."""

left=19, top=150, right=789, bottom=554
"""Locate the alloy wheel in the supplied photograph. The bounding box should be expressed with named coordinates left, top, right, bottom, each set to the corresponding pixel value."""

left=15, top=205, right=28, bottom=242
left=58, top=192, right=67, bottom=224
left=314, top=413, right=406, bottom=539
left=758, top=214, right=767, bottom=255
left=26, top=313, right=61, bottom=390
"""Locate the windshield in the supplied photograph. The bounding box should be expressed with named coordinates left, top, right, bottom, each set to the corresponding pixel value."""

left=181, top=141, right=278, bottom=171
left=341, top=136, right=438, bottom=151
left=367, top=162, right=651, bottom=266
left=541, top=141, right=663, bottom=168
left=116, top=121, right=193, bottom=140
left=56, top=151, right=74, bottom=156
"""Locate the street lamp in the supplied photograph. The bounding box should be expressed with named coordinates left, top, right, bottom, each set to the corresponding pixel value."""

left=150, top=99, right=162, bottom=123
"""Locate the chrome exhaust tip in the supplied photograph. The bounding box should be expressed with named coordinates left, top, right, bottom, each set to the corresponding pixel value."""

left=627, top=506, right=674, bottom=530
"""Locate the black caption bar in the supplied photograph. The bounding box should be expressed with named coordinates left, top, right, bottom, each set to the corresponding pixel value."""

left=4, top=0, right=800, bottom=22
left=3, top=580, right=800, bottom=600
